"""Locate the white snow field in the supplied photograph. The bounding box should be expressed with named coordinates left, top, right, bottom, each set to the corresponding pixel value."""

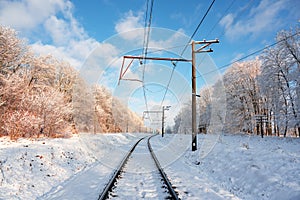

left=0, top=133, right=299, bottom=199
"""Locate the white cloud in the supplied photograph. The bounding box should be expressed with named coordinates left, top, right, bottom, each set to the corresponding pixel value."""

left=0, top=0, right=66, bottom=30
left=219, top=14, right=234, bottom=30
left=69, top=39, right=100, bottom=61
left=114, top=10, right=144, bottom=41
left=30, top=42, right=81, bottom=68
left=44, top=16, right=71, bottom=45
left=220, top=0, right=289, bottom=40
left=147, top=28, right=186, bottom=54
left=115, top=10, right=143, bottom=33
left=0, top=0, right=104, bottom=70
left=30, top=37, right=101, bottom=69
left=0, top=0, right=107, bottom=70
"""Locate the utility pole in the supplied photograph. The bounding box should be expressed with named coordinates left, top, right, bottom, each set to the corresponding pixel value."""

left=191, top=39, right=219, bottom=151
left=260, top=117, right=263, bottom=138
left=162, top=108, right=165, bottom=137
left=162, top=106, right=171, bottom=137
left=94, top=105, right=97, bottom=134
left=255, top=115, right=268, bottom=138
left=191, top=41, right=197, bottom=151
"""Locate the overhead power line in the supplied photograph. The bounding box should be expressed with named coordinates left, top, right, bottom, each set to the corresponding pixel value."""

left=142, top=0, right=149, bottom=54
left=196, top=0, right=255, bottom=69
left=160, top=0, right=216, bottom=107
left=180, top=0, right=216, bottom=57
left=204, top=0, right=236, bottom=38
left=198, top=31, right=300, bottom=77
left=142, top=0, right=155, bottom=117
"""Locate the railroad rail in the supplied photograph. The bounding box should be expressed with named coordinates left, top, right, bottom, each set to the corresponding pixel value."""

left=98, top=135, right=179, bottom=200
left=147, top=135, right=179, bottom=200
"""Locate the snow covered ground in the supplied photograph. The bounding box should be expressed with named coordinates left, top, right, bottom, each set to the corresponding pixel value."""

left=0, top=133, right=146, bottom=199
left=152, top=134, right=300, bottom=200
left=0, top=133, right=300, bottom=199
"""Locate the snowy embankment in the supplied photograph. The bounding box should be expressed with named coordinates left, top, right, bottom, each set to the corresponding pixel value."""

left=0, top=133, right=299, bottom=199
left=151, top=134, right=300, bottom=200
left=0, top=133, right=147, bottom=199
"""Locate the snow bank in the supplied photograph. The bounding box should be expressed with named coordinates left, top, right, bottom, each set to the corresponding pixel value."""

left=0, top=133, right=145, bottom=199
left=151, top=134, right=300, bottom=199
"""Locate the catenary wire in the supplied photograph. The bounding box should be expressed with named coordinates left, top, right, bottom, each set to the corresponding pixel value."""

left=172, top=0, right=239, bottom=106
left=160, top=0, right=216, bottom=107
left=196, top=0, right=255, bottom=71
left=197, top=31, right=300, bottom=77
left=141, top=0, right=154, bottom=120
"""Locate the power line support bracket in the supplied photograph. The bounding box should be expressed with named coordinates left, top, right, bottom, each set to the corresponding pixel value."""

left=118, top=55, right=191, bottom=85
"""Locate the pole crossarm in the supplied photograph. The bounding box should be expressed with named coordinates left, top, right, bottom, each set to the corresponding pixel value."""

left=194, top=39, right=219, bottom=44
left=143, top=111, right=163, bottom=114
left=124, top=55, right=191, bottom=62
left=193, top=39, right=219, bottom=53
left=142, top=110, right=162, bottom=120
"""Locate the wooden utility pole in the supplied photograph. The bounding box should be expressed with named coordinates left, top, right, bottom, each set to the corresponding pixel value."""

left=162, top=107, right=165, bottom=137
left=191, top=41, right=197, bottom=151
left=94, top=104, right=97, bottom=134
left=191, top=39, right=219, bottom=151
left=255, top=115, right=268, bottom=138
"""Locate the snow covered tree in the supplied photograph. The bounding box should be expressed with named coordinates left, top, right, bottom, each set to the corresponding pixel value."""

left=172, top=27, right=299, bottom=137
left=174, top=101, right=192, bottom=134
left=278, top=28, right=300, bottom=136
left=93, top=85, right=143, bottom=133
left=173, top=114, right=181, bottom=133
left=198, top=86, right=212, bottom=133
left=223, top=59, right=262, bottom=134
left=0, top=26, right=32, bottom=76
left=1, top=73, right=71, bottom=139
left=0, top=25, right=73, bottom=138
left=0, top=25, right=162, bottom=137
left=71, top=77, right=95, bottom=132
left=259, top=28, right=300, bottom=137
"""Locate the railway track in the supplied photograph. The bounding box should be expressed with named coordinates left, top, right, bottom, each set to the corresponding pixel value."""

left=98, top=135, right=179, bottom=200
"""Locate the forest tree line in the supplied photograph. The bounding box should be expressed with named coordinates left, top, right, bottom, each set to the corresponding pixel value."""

left=174, top=27, right=300, bottom=137
left=0, top=25, right=143, bottom=139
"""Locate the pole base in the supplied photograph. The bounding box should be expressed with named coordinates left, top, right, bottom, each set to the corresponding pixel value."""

left=192, top=142, right=197, bottom=151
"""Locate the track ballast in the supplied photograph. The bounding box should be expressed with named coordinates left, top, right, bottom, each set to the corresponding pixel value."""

left=98, top=135, right=179, bottom=200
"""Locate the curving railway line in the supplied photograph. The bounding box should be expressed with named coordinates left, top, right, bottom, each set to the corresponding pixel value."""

left=98, top=135, right=179, bottom=200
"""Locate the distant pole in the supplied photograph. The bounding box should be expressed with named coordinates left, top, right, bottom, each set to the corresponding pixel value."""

left=191, top=41, right=197, bottom=151
left=255, top=115, right=267, bottom=138
left=260, top=116, right=263, bottom=138
left=162, top=106, right=165, bottom=137
left=161, top=106, right=171, bottom=137
left=94, top=105, right=97, bottom=134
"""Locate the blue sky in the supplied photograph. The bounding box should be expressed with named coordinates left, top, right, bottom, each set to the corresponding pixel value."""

left=1, top=0, right=299, bottom=67
left=69, top=0, right=298, bottom=67
left=0, top=0, right=299, bottom=127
